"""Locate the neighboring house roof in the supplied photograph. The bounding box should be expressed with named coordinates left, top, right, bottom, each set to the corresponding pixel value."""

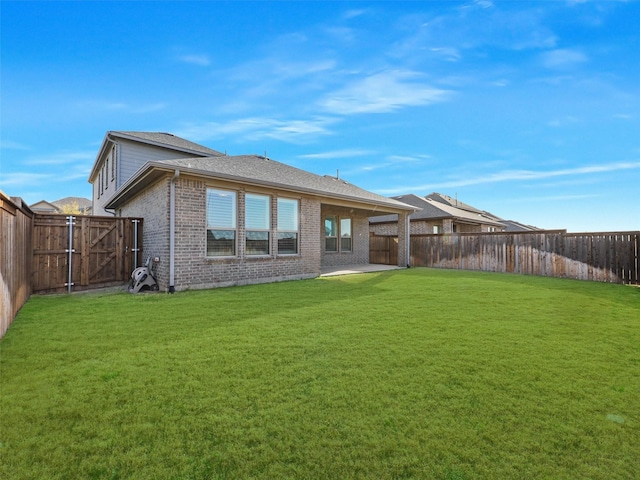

left=52, top=197, right=92, bottom=211
left=89, top=131, right=224, bottom=182
left=30, top=197, right=92, bottom=213
left=106, top=155, right=415, bottom=213
left=500, top=220, right=539, bottom=232
left=370, top=193, right=504, bottom=227
left=426, top=192, right=484, bottom=214
left=30, top=200, right=59, bottom=212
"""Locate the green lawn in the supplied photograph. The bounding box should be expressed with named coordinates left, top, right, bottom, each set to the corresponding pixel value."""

left=1, top=268, right=638, bottom=479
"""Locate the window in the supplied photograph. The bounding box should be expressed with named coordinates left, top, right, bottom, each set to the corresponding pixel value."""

left=245, top=193, right=270, bottom=255
left=105, top=158, right=109, bottom=190
left=325, top=216, right=338, bottom=252
left=277, top=198, right=299, bottom=254
left=206, top=189, right=237, bottom=256
left=433, top=225, right=440, bottom=234
left=340, top=218, right=352, bottom=252
left=325, top=216, right=352, bottom=253
left=111, top=146, right=116, bottom=181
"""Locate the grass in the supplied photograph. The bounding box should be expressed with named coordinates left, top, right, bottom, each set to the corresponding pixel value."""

left=1, top=268, right=639, bottom=479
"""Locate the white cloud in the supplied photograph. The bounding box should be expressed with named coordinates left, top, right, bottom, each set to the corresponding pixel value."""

left=178, top=54, right=211, bottom=66
left=430, top=47, right=462, bottom=62
left=176, top=116, right=339, bottom=144
left=25, top=150, right=95, bottom=166
left=387, top=154, right=432, bottom=163
left=75, top=100, right=166, bottom=114
left=320, top=70, right=452, bottom=115
left=342, top=9, right=368, bottom=20
left=378, top=161, right=640, bottom=194
left=547, top=115, right=580, bottom=127
left=541, top=49, right=588, bottom=69
left=0, top=172, right=53, bottom=187
left=299, top=149, right=375, bottom=159
left=510, top=193, right=604, bottom=202
left=0, top=140, right=31, bottom=150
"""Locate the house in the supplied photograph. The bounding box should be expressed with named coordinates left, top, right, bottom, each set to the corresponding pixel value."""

left=370, top=193, right=506, bottom=235
left=30, top=197, right=92, bottom=214
left=498, top=219, right=539, bottom=232
left=29, top=200, right=59, bottom=214
left=88, top=131, right=414, bottom=292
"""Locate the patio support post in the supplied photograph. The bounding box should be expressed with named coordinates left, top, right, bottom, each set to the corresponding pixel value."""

left=398, top=211, right=410, bottom=267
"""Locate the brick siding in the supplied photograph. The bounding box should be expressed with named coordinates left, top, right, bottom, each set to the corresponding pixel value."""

left=119, top=178, right=171, bottom=287
left=120, top=174, right=322, bottom=291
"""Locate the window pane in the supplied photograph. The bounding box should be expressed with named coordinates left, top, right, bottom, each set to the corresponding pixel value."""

left=207, top=229, right=236, bottom=256
left=277, top=198, right=298, bottom=231
left=340, top=218, right=352, bottom=251
left=340, top=218, right=351, bottom=237
left=207, top=189, right=236, bottom=228
left=246, top=231, right=269, bottom=255
left=325, top=217, right=337, bottom=237
left=246, top=194, right=270, bottom=230
left=325, top=237, right=337, bottom=252
left=278, top=232, right=298, bottom=254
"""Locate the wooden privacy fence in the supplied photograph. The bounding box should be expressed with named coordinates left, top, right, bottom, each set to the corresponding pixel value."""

left=370, top=234, right=398, bottom=266
left=404, top=231, right=639, bottom=285
left=1, top=194, right=33, bottom=337
left=32, top=214, right=143, bottom=294
left=370, top=231, right=639, bottom=285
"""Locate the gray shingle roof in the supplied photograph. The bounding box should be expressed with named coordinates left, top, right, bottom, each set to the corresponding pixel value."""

left=370, top=194, right=450, bottom=223
left=52, top=197, right=92, bottom=209
left=153, top=155, right=413, bottom=211
left=111, top=131, right=224, bottom=156
left=426, top=192, right=483, bottom=214
left=501, top=220, right=539, bottom=232
left=370, top=193, right=504, bottom=226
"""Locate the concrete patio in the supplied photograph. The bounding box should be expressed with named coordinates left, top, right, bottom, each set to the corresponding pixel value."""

left=320, top=264, right=405, bottom=277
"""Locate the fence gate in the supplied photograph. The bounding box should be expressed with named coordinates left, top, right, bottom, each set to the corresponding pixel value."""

left=370, top=234, right=398, bottom=265
left=32, top=214, right=143, bottom=293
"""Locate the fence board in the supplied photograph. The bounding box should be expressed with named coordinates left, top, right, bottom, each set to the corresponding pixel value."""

left=370, top=230, right=640, bottom=285
left=1, top=194, right=34, bottom=337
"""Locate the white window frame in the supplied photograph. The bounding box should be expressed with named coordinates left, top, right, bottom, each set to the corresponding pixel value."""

left=206, top=188, right=237, bottom=257
left=325, top=215, right=338, bottom=252
left=277, top=198, right=299, bottom=255
left=245, top=193, right=271, bottom=256
left=340, top=218, right=352, bottom=252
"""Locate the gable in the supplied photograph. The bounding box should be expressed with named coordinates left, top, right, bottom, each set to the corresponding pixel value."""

left=88, top=131, right=223, bottom=185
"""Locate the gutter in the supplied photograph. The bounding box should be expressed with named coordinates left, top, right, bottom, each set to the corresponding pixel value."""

left=108, top=161, right=415, bottom=214
left=169, top=170, right=180, bottom=293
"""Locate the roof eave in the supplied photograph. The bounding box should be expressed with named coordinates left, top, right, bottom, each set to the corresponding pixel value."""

left=106, top=162, right=415, bottom=213
left=88, top=132, right=116, bottom=183
left=110, top=131, right=222, bottom=157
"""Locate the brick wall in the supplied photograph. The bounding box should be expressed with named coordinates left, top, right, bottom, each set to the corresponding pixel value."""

left=119, top=177, right=170, bottom=286
left=179, top=182, right=321, bottom=290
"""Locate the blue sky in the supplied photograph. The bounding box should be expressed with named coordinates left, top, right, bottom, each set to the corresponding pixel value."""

left=1, top=0, right=638, bottom=232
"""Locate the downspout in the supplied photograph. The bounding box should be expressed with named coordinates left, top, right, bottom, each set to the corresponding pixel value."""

left=169, top=170, right=180, bottom=293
